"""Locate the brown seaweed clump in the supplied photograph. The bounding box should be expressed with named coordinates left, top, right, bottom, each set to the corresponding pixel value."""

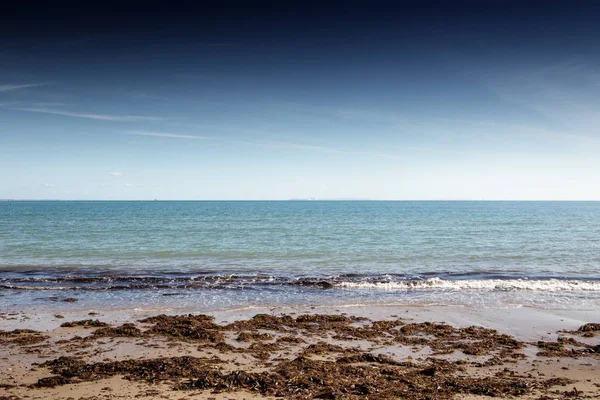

left=560, top=322, right=600, bottom=338
left=301, top=342, right=361, bottom=356
left=60, top=319, right=109, bottom=328
left=0, top=395, right=21, bottom=400
left=578, top=322, right=600, bottom=332
left=235, top=331, right=275, bottom=342
left=139, top=314, right=224, bottom=342
left=226, top=313, right=358, bottom=334
left=92, top=323, right=143, bottom=338
left=36, top=356, right=222, bottom=387
left=0, top=329, right=49, bottom=345
left=574, top=322, right=600, bottom=338
left=35, top=354, right=544, bottom=399
left=392, top=322, right=525, bottom=360
left=535, top=337, right=599, bottom=358
left=62, top=297, right=78, bottom=302
left=225, top=313, right=297, bottom=331
left=180, top=356, right=539, bottom=399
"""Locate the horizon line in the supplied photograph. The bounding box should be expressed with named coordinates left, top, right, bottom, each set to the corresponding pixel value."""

left=2, top=199, right=600, bottom=202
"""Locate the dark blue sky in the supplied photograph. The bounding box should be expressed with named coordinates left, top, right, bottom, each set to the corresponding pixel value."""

left=2, top=1, right=600, bottom=200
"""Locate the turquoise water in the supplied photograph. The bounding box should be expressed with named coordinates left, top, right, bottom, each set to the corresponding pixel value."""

left=1, top=201, right=600, bottom=312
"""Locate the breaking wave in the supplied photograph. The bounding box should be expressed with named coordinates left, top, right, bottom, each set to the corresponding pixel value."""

left=2, top=272, right=600, bottom=292
left=336, top=277, right=600, bottom=292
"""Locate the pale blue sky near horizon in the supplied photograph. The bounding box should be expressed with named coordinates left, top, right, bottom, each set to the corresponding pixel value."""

left=2, top=3, right=600, bottom=200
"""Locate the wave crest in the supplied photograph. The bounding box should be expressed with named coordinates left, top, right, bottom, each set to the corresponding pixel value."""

left=337, top=277, right=600, bottom=292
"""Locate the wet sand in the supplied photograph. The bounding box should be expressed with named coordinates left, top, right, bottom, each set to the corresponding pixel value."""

left=1, top=305, right=599, bottom=399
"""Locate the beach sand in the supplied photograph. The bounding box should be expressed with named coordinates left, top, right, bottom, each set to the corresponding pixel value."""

left=1, top=305, right=599, bottom=399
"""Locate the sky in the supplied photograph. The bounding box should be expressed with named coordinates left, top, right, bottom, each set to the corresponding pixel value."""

left=2, top=0, right=600, bottom=200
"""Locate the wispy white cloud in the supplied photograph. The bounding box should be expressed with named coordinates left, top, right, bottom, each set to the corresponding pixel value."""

left=481, top=59, right=600, bottom=131
left=258, top=140, right=351, bottom=154
left=44, top=183, right=54, bottom=188
left=124, top=130, right=405, bottom=160
left=125, top=130, right=210, bottom=139
left=8, top=107, right=160, bottom=121
left=31, top=102, right=67, bottom=107
left=110, top=172, right=124, bottom=177
left=0, top=101, right=65, bottom=108
left=0, top=83, right=49, bottom=92
left=455, top=119, right=600, bottom=147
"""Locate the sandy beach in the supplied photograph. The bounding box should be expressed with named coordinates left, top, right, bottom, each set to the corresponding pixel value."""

left=1, top=305, right=599, bottom=399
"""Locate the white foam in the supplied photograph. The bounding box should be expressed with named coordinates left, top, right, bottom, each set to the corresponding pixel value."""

left=336, top=277, right=600, bottom=292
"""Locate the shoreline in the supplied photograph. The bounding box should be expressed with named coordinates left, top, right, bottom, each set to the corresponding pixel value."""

left=2, top=305, right=599, bottom=399
left=4, top=275, right=600, bottom=316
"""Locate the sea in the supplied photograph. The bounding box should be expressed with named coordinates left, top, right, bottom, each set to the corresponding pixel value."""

left=1, top=201, right=600, bottom=314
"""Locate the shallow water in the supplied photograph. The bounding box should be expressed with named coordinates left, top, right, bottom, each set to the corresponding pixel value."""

left=1, top=201, right=600, bottom=312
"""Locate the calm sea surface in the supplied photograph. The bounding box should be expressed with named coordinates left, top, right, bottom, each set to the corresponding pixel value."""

left=1, top=201, right=600, bottom=312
